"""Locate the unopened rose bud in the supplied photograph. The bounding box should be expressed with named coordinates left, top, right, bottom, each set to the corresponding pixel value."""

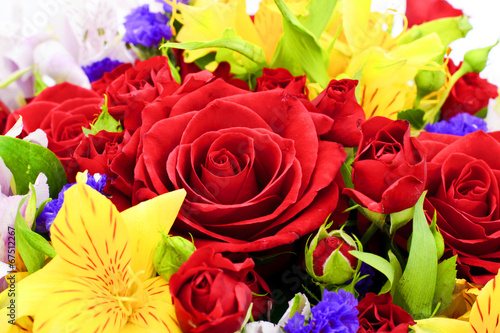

left=463, top=43, right=498, bottom=74
left=153, top=235, right=196, bottom=281
left=312, top=237, right=357, bottom=276
left=305, top=224, right=360, bottom=286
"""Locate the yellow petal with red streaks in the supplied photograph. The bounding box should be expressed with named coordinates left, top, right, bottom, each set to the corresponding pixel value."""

left=121, top=189, right=186, bottom=280
left=469, top=269, right=500, bottom=333
left=0, top=256, right=72, bottom=318
left=120, top=322, right=165, bottom=333
left=51, top=183, right=133, bottom=285
left=128, top=277, right=182, bottom=333
left=33, top=277, right=127, bottom=333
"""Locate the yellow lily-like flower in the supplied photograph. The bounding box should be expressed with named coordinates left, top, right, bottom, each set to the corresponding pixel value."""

left=334, top=0, right=445, bottom=119
left=0, top=181, right=186, bottom=332
left=469, top=269, right=500, bottom=332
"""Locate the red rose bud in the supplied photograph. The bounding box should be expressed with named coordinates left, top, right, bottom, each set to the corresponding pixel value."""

left=313, top=237, right=357, bottom=276
left=305, top=223, right=360, bottom=287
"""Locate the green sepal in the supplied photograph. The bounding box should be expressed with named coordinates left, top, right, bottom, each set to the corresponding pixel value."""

left=82, top=95, right=123, bottom=136
left=0, top=136, right=67, bottom=198
left=389, top=206, right=415, bottom=235
left=397, top=109, right=425, bottom=130
left=474, top=107, right=488, bottom=119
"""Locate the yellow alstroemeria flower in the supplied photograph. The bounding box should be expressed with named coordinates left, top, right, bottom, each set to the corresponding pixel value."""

left=469, top=269, right=500, bottom=332
left=0, top=182, right=186, bottom=333
left=335, top=0, right=445, bottom=119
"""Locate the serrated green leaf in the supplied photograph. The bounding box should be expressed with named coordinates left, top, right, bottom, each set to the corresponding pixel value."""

left=161, top=29, right=267, bottom=66
left=0, top=136, right=67, bottom=198
left=434, top=256, right=457, bottom=315
left=394, top=191, right=437, bottom=319
left=298, top=0, right=338, bottom=40
left=271, top=0, right=330, bottom=87
left=399, top=15, right=472, bottom=46
left=350, top=250, right=395, bottom=294
left=397, top=109, right=425, bottom=130
left=82, top=95, right=123, bottom=136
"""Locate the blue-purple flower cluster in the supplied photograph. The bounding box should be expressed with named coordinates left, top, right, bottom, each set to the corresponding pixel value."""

left=123, top=5, right=172, bottom=47
left=424, top=113, right=487, bottom=136
left=284, top=289, right=359, bottom=333
left=35, top=174, right=107, bottom=234
left=82, top=58, right=124, bottom=82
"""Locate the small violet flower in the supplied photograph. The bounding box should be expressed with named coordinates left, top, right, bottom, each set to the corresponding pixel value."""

left=424, top=113, right=487, bottom=136
left=82, top=58, right=124, bottom=82
left=284, top=289, right=359, bottom=333
left=36, top=173, right=107, bottom=234
left=123, top=5, right=172, bottom=47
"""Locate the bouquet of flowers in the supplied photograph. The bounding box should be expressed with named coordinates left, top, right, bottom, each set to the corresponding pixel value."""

left=1, top=0, right=500, bottom=332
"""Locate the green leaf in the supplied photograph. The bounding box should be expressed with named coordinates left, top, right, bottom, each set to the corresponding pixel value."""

left=387, top=250, right=403, bottom=296
left=397, top=109, right=425, bottom=130
left=0, top=136, right=67, bottom=198
left=394, top=191, right=437, bottom=319
left=14, top=196, right=44, bottom=274
left=399, top=15, right=472, bottom=46
left=271, top=0, right=330, bottom=87
left=433, top=256, right=457, bottom=315
left=350, top=250, right=395, bottom=294
left=82, top=95, right=123, bottom=136
left=298, top=0, right=338, bottom=40
left=0, top=66, right=33, bottom=89
left=474, top=107, right=488, bottom=119
left=340, top=159, right=354, bottom=190
left=161, top=30, right=267, bottom=66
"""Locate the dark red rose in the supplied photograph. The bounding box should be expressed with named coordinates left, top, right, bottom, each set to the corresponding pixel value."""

left=418, top=131, right=500, bottom=284
left=311, top=79, right=366, bottom=147
left=3, top=82, right=101, bottom=169
left=212, top=62, right=250, bottom=90
left=91, top=62, right=133, bottom=95
left=255, top=68, right=307, bottom=98
left=344, top=117, right=427, bottom=214
left=169, top=247, right=256, bottom=333
left=440, top=60, right=498, bottom=120
left=406, top=0, right=463, bottom=27
left=131, top=80, right=346, bottom=252
left=0, top=100, right=10, bottom=134
left=357, top=292, right=416, bottom=333
left=102, top=56, right=180, bottom=132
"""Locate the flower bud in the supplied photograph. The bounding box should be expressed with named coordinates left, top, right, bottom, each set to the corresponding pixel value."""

left=415, top=69, right=446, bottom=95
left=305, top=224, right=360, bottom=287
left=463, top=43, right=498, bottom=74
left=153, top=234, right=196, bottom=281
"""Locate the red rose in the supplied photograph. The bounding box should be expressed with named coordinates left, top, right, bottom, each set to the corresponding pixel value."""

left=418, top=131, right=500, bottom=284
left=440, top=60, right=498, bottom=120
left=357, top=292, right=416, bottom=333
left=91, top=62, right=133, bottom=96
left=169, top=247, right=257, bottom=333
left=101, top=56, right=180, bottom=131
left=344, top=117, right=427, bottom=214
left=0, top=100, right=10, bottom=134
left=406, top=0, right=463, bottom=27
left=132, top=80, right=346, bottom=252
left=311, top=79, right=366, bottom=147
left=255, top=68, right=307, bottom=98
left=3, top=82, right=101, bottom=169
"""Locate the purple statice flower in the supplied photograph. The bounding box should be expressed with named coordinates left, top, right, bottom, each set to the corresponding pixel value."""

left=354, top=262, right=374, bottom=296
left=424, top=113, right=487, bottom=136
left=155, top=0, right=190, bottom=13
left=36, top=174, right=107, bottom=234
left=285, top=289, right=359, bottom=333
left=123, top=5, right=172, bottom=47
left=82, top=58, right=124, bottom=82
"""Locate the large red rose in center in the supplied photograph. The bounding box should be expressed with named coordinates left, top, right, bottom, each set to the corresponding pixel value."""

left=134, top=89, right=346, bottom=252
